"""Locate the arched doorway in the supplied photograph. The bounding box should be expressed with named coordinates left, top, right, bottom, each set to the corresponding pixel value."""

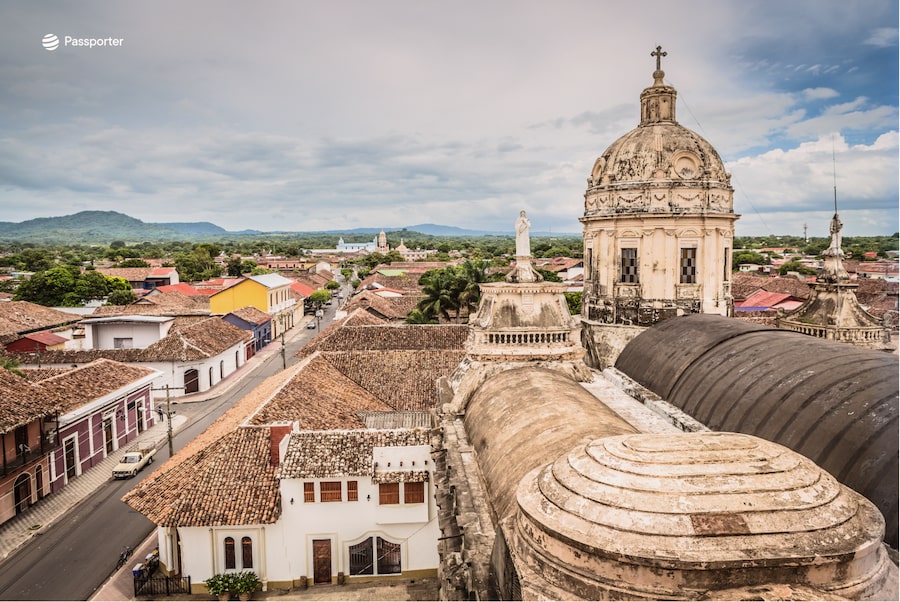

left=184, top=369, right=199, bottom=394
left=14, top=473, right=31, bottom=515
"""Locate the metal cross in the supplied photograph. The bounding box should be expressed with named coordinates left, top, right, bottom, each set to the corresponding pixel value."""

left=651, top=45, right=667, bottom=71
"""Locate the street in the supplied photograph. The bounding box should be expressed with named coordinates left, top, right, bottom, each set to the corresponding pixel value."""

left=0, top=302, right=337, bottom=601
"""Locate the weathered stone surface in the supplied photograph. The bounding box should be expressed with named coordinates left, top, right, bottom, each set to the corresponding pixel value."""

left=512, top=432, right=897, bottom=600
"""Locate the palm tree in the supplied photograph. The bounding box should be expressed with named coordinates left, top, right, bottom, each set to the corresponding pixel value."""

left=405, top=309, right=438, bottom=324
left=455, top=260, right=488, bottom=320
left=418, top=269, right=459, bottom=323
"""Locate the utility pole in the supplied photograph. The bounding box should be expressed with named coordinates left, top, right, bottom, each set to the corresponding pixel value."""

left=151, top=384, right=185, bottom=457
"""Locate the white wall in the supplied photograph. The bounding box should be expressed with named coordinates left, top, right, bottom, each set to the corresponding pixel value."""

left=89, top=322, right=171, bottom=350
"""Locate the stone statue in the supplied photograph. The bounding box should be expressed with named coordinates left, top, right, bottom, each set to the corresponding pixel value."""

left=515, top=210, right=531, bottom=257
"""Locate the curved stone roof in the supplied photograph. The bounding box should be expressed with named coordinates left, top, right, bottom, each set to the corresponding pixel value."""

left=615, top=314, right=899, bottom=546
left=513, top=432, right=894, bottom=600
left=464, top=367, right=637, bottom=521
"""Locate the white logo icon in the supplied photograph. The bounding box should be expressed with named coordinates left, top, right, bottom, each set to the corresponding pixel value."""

left=42, top=34, right=59, bottom=51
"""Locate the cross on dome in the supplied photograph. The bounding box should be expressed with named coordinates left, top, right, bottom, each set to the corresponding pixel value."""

left=651, top=45, right=667, bottom=85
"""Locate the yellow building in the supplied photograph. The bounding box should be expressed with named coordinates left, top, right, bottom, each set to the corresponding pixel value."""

left=209, top=274, right=299, bottom=337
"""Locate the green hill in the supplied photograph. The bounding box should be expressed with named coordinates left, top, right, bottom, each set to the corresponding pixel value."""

left=0, top=211, right=226, bottom=243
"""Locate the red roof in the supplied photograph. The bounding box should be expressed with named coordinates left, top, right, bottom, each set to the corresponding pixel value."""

left=149, top=267, right=178, bottom=277
left=290, top=281, right=315, bottom=297
left=22, top=331, right=68, bottom=346
left=734, top=290, right=794, bottom=310
left=155, top=283, right=204, bottom=296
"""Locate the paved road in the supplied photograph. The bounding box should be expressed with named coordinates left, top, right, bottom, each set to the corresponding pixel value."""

left=0, top=305, right=336, bottom=601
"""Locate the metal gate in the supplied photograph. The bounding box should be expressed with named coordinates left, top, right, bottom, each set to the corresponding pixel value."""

left=133, top=575, right=190, bottom=597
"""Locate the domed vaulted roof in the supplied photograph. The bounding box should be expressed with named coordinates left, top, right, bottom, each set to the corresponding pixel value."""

left=615, top=313, right=899, bottom=547
left=512, top=432, right=896, bottom=600
left=584, top=47, right=734, bottom=216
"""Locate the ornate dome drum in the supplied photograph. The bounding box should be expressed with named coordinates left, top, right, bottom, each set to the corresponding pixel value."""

left=580, top=48, right=739, bottom=367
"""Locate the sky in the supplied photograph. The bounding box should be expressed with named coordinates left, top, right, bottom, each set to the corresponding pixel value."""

left=0, top=1, right=897, bottom=238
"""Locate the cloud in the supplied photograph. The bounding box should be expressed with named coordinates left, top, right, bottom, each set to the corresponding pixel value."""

left=728, top=132, right=898, bottom=235
left=864, top=27, right=898, bottom=47
left=0, top=0, right=896, bottom=237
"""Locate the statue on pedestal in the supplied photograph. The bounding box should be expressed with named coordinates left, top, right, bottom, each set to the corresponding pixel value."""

left=516, top=210, right=531, bottom=257
left=507, top=210, right=542, bottom=283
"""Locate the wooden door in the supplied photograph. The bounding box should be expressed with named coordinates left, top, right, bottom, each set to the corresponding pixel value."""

left=312, top=539, right=331, bottom=584
left=103, top=417, right=114, bottom=454
left=184, top=369, right=199, bottom=394
left=64, top=438, right=77, bottom=479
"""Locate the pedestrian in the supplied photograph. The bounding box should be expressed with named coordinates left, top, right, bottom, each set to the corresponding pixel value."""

left=156, top=406, right=164, bottom=422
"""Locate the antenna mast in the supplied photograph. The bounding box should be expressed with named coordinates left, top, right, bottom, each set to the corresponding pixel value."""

left=832, top=135, right=838, bottom=214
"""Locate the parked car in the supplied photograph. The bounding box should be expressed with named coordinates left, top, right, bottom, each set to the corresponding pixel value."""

left=306, top=321, right=317, bottom=329
left=112, top=447, right=156, bottom=479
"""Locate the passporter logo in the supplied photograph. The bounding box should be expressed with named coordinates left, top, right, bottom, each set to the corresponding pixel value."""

left=42, top=33, right=59, bottom=51
left=42, top=33, right=124, bottom=51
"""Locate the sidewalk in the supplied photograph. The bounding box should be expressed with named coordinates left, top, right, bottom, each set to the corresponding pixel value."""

left=0, top=412, right=187, bottom=564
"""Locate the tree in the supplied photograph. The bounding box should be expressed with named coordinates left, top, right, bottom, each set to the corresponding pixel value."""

left=17, top=248, right=55, bottom=272
left=405, top=309, right=438, bottom=324
left=14, top=266, right=78, bottom=305
left=13, top=267, right=133, bottom=306
left=175, top=244, right=223, bottom=282
left=455, top=260, right=489, bottom=319
left=325, top=280, right=340, bottom=291
left=778, top=261, right=817, bottom=276
left=564, top=292, right=582, bottom=316
left=225, top=256, right=244, bottom=277
left=417, top=268, right=460, bottom=323
left=309, top=290, right=332, bottom=308
left=107, top=288, right=137, bottom=305
left=732, top=251, right=769, bottom=268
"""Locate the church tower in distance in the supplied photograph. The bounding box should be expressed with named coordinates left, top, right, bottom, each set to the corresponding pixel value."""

left=580, top=47, right=739, bottom=368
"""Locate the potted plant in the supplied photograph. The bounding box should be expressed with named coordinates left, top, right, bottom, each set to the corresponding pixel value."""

left=204, top=573, right=234, bottom=601
left=232, top=571, right=261, bottom=601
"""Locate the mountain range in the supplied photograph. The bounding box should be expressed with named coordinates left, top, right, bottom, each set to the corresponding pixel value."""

left=0, top=211, right=553, bottom=244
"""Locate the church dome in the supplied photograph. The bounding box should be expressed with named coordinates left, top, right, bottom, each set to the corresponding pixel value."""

left=584, top=48, right=733, bottom=216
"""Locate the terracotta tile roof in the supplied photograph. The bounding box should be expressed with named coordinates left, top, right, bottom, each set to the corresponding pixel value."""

left=18, top=367, right=71, bottom=382
left=730, top=273, right=769, bottom=300
left=125, top=426, right=280, bottom=526
left=35, top=359, right=156, bottom=414
left=248, top=354, right=392, bottom=428
left=0, top=369, right=62, bottom=434
left=91, top=291, right=210, bottom=316
left=761, top=276, right=812, bottom=299
left=341, top=309, right=388, bottom=327
left=137, top=317, right=252, bottom=361
left=343, top=291, right=425, bottom=320
left=323, top=350, right=465, bottom=411
left=17, top=331, right=68, bottom=346
left=734, top=291, right=795, bottom=310
left=290, top=281, right=315, bottom=297
left=301, top=324, right=468, bottom=357
left=359, top=272, right=420, bottom=293
left=359, top=411, right=433, bottom=429
left=18, top=317, right=250, bottom=364
left=123, top=368, right=296, bottom=526
left=97, top=267, right=153, bottom=281
left=278, top=429, right=431, bottom=479
left=0, top=302, right=81, bottom=343
left=229, top=306, right=272, bottom=325
left=124, top=322, right=461, bottom=527
left=153, top=283, right=205, bottom=296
